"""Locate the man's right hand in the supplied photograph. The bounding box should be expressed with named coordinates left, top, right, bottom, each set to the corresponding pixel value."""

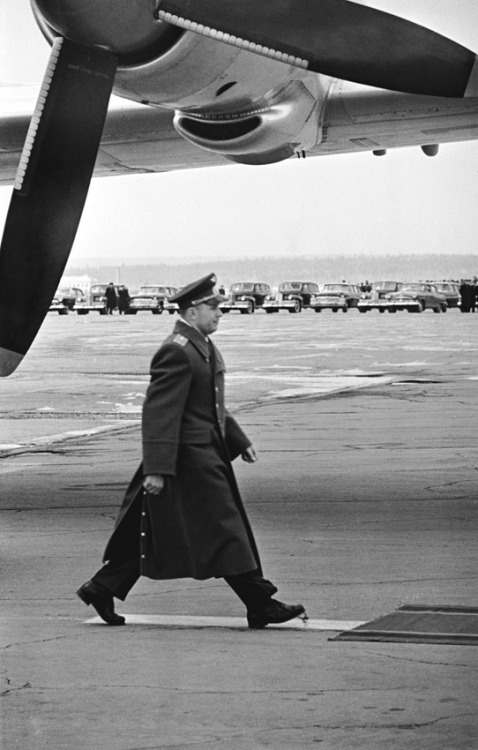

left=143, top=474, right=165, bottom=495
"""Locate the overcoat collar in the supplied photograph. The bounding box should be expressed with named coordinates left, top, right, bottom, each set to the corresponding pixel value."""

left=173, top=318, right=210, bottom=360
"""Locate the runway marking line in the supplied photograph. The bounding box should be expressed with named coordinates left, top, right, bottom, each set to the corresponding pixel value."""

left=85, top=614, right=365, bottom=630
left=0, top=421, right=139, bottom=457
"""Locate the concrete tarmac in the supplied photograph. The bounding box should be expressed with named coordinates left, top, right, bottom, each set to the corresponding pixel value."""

left=1, top=311, right=478, bottom=749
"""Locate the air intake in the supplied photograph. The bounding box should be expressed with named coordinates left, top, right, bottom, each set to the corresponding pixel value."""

left=178, top=116, right=261, bottom=142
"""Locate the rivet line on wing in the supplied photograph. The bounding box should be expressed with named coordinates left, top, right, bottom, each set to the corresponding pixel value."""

left=14, top=37, right=63, bottom=192
left=155, top=10, right=308, bottom=69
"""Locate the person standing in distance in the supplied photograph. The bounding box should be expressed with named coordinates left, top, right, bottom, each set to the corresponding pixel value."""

left=105, top=282, right=117, bottom=315
left=77, top=273, right=306, bottom=629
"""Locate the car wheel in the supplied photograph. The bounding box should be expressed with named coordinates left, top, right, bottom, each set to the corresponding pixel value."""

left=77, top=310, right=88, bottom=315
left=342, top=307, right=348, bottom=313
left=332, top=309, right=338, bottom=313
left=389, top=308, right=397, bottom=313
left=289, top=300, right=301, bottom=313
left=314, top=308, right=321, bottom=313
left=441, top=304, right=447, bottom=312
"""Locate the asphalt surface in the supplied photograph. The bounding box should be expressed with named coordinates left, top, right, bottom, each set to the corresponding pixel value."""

left=1, top=309, right=478, bottom=749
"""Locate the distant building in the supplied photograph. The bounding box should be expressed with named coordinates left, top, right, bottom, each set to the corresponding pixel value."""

left=59, top=275, right=96, bottom=294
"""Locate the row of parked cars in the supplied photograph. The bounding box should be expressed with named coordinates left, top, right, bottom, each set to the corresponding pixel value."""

left=49, top=280, right=461, bottom=316
left=219, top=280, right=460, bottom=314
left=49, top=284, right=180, bottom=315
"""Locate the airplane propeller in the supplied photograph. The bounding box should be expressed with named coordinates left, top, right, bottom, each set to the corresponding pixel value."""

left=155, top=0, right=478, bottom=98
left=0, top=37, right=116, bottom=376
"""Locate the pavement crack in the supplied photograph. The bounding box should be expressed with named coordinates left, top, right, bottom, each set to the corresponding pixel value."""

left=1, top=677, right=32, bottom=697
left=0, top=632, right=93, bottom=652
left=370, top=651, right=477, bottom=669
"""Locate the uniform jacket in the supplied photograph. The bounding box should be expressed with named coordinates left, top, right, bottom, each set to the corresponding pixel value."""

left=103, top=319, right=261, bottom=580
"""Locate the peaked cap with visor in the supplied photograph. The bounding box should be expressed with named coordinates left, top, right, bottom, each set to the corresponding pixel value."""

left=169, top=273, right=226, bottom=309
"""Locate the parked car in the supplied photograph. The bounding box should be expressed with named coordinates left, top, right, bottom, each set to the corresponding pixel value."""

left=48, top=292, right=69, bottom=315
left=263, top=281, right=319, bottom=313
left=55, top=286, right=86, bottom=310
left=386, top=283, right=447, bottom=312
left=163, top=286, right=181, bottom=314
left=311, top=283, right=362, bottom=313
left=220, top=282, right=273, bottom=314
left=126, top=284, right=178, bottom=314
left=358, top=281, right=403, bottom=313
left=429, top=281, right=460, bottom=308
left=76, top=284, right=121, bottom=315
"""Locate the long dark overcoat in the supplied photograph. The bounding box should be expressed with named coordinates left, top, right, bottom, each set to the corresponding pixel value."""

left=103, top=320, right=261, bottom=580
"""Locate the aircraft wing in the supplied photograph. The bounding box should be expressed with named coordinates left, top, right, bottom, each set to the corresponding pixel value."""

left=3, top=82, right=478, bottom=189
left=317, top=80, right=478, bottom=157
left=0, top=91, right=225, bottom=188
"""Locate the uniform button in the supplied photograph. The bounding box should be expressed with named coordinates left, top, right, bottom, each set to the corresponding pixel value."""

left=141, top=532, right=146, bottom=536
left=142, top=512, right=146, bottom=517
left=141, top=555, right=146, bottom=559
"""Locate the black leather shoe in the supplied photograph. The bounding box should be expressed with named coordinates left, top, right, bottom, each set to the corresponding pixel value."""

left=77, top=581, right=125, bottom=626
left=247, top=599, right=307, bottom=629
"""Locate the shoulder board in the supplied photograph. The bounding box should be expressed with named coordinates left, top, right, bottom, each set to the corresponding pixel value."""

left=172, top=333, right=188, bottom=347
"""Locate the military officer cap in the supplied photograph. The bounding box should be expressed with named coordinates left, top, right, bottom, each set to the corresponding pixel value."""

left=168, top=273, right=226, bottom=309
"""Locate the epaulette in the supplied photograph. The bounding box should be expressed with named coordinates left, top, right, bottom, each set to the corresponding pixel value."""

left=172, top=333, right=188, bottom=347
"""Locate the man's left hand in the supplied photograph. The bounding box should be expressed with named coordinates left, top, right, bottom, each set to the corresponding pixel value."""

left=242, top=445, right=258, bottom=463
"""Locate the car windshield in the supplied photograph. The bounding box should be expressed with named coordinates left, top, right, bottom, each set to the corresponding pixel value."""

left=90, top=286, right=107, bottom=294
left=434, top=284, right=454, bottom=292
left=322, top=284, right=349, bottom=292
left=232, top=283, right=254, bottom=293
left=402, top=284, right=425, bottom=292
left=280, top=282, right=302, bottom=292
left=374, top=282, right=400, bottom=291
left=140, top=286, right=165, bottom=294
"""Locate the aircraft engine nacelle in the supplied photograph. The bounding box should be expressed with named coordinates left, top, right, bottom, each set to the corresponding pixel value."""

left=31, top=0, right=326, bottom=164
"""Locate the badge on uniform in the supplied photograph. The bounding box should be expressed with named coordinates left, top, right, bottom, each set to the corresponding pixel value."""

left=172, top=333, right=188, bottom=346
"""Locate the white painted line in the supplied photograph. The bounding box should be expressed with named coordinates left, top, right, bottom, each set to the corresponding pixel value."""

left=85, top=614, right=365, bottom=631
left=0, top=421, right=140, bottom=456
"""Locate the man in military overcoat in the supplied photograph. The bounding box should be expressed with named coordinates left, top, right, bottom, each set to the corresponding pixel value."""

left=78, top=273, right=306, bottom=628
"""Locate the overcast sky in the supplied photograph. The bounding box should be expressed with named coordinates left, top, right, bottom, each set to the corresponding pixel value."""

left=1, top=0, right=478, bottom=264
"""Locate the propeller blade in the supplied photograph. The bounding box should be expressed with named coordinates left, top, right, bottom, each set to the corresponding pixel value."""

left=0, top=38, right=116, bottom=376
left=155, top=0, right=478, bottom=98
